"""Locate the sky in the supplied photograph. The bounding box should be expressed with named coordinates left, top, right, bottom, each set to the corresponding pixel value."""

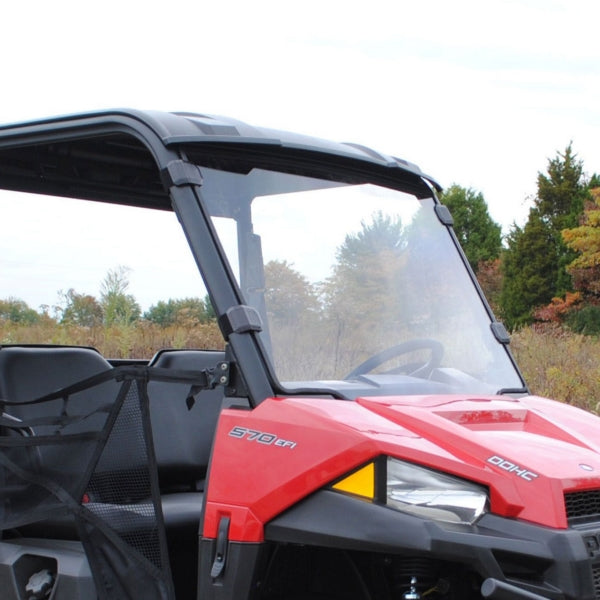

left=1, top=0, right=599, bottom=233
left=1, top=0, right=600, bottom=309
left=0, top=0, right=600, bottom=232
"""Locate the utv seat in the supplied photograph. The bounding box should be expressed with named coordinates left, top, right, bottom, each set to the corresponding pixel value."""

left=0, top=345, right=228, bottom=599
left=0, top=345, right=118, bottom=451
left=0, top=346, right=118, bottom=534
left=146, top=348, right=228, bottom=531
left=0, top=345, right=113, bottom=416
left=0, top=347, right=226, bottom=536
left=146, top=348, right=227, bottom=598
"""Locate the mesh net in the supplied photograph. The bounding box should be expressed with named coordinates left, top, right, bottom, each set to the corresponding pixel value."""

left=0, top=366, right=175, bottom=600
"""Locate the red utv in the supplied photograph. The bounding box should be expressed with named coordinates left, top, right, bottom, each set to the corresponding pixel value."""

left=0, top=110, right=598, bottom=600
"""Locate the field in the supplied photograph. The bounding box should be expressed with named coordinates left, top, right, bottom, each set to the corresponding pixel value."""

left=0, top=319, right=224, bottom=361
left=1, top=320, right=598, bottom=413
left=511, top=325, right=600, bottom=413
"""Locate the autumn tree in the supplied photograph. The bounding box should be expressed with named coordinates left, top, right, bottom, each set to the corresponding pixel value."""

left=438, top=184, right=502, bottom=272
left=476, top=258, right=502, bottom=315
left=562, top=187, right=600, bottom=296
left=59, top=289, right=103, bottom=327
left=144, top=297, right=210, bottom=326
left=264, top=260, right=318, bottom=323
left=261, top=259, right=322, bottom=379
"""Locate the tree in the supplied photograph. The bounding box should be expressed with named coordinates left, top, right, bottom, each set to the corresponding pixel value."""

left=100, top=266, right=141, bottom=326
left=264, top=260, right=318, bottom=322
left=203, top=294, right=216, bottom=320
left=323, top=211, right=408, bottom=362
left=59, top=289, right=103, bottom=327
left=144, top=297, right=210, bottom=326
left=537, top=144, right=588, bottom=294
left=325, top=211, right=406, bottom=321
left=499, top=145, right=587, bottom=327
left=0, top=297, right=40, bottom=324
left=500, top=210, right=559, bottom=328
left=438, top=184, right=502, bottom=272
left=537, top=144, right=586, bottom=231
left=476, top=258, right=503, bottom=315
left=562, top=187, right=600, bottom=297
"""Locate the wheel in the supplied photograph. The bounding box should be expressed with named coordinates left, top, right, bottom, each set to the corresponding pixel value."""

left=345, top=339, right=444, bottom=379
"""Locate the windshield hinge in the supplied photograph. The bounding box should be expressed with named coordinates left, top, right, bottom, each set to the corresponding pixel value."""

left=161, top=160, right=203, bottom=189
left=185, top=361, right=230, bottom=410
left=434, top=204, right=454, bottom=226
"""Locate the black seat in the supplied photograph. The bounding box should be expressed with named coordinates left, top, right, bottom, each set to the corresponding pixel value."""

left=147, top=348, right=226, bottom=494
left=0, top=345, right=119, bottom=539
left=144, top=348, right=227, bottom=538
left=147, top=348, right=227, bottom=599
left=0, top=345, right=113, bottom=412
left=0, top=345, right=226, bottom=598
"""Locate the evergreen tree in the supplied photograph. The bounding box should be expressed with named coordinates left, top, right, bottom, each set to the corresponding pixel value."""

left=500, top=210, right=558, bottom=328
left=499, top=145, right=586, bottom=328
left=537, top=144, right=585, bottom=231
left=438, top=184, right=502, bottom=272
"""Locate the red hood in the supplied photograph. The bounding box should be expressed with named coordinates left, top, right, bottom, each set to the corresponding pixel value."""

left=206, top=393, right=600, bottom=540
left=355, top=394, right=600, bottom=528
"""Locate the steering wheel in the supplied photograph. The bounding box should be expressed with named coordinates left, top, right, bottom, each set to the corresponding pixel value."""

left=344, top=339, right=444, bottom=380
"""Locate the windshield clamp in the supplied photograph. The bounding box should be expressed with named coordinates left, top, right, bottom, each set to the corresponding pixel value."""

left=491, top=322, right=510, bottom=344
left=219, top=305, right=263, bottom=339
left=434, top=204, right=454, bottom=226
left=161, top=160, right=203, bottom=189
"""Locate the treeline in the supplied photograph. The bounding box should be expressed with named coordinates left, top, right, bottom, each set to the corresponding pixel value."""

left=0, top=266, right=215, bottom=329
left=0, top=266, right=222, bottom=357
left=440, top=144, right=600, bottom=334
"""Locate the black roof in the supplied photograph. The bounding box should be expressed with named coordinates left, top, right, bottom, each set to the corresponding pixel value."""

left=0, top=109, right=440, bottom=207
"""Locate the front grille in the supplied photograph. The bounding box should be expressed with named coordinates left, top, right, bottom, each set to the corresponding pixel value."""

left=565, top=490, right=600, bottom=525
left=593, top=565, right=600, bottom=599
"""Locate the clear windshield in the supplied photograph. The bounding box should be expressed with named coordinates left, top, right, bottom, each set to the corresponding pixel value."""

left=201, top=166, right=523, bottom=397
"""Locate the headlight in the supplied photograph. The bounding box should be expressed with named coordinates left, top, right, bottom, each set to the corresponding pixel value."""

left=386, top=457, right=488, bottom=524
left=332, top=457, right=488, bottom=525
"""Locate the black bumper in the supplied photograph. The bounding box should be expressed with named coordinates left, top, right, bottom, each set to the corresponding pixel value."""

left=265, top=490, right=600, bottom=600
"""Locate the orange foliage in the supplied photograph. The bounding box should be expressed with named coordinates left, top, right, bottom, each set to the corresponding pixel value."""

left=533, top=291, right=582, bottom=323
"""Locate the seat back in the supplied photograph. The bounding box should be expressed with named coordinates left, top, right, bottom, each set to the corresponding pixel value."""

left=0, top=345, right=113, bottom=423
left=0, top=345, right=117, bottom=538
left=147, top=349, right=227, bottom=492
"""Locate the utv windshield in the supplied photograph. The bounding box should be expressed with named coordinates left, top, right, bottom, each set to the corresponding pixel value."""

left=198, top=165, right=523, bottom=397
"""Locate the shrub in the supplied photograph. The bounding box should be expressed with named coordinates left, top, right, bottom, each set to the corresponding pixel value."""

left=565, top=305, right=600, bottom=336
